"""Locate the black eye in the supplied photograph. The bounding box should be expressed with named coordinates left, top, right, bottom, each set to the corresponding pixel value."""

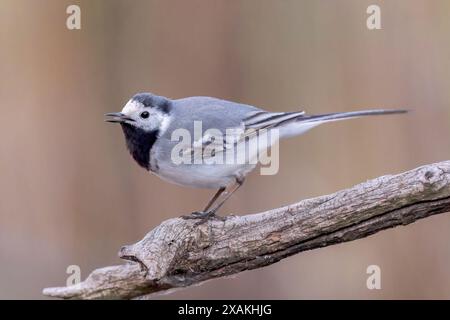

left=140, top=111, right=149, bottom=119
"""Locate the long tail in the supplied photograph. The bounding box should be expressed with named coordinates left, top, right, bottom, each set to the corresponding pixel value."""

left=296, top=109, right=408, bottom=124
left=247, top=109, right=408, bottom=139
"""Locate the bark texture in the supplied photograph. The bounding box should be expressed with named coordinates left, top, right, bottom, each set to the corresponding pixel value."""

left=43, top=161, right=450, bottom=299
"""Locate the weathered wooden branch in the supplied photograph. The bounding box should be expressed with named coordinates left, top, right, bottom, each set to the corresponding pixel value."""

left=43, top=161, right=450, bottom=299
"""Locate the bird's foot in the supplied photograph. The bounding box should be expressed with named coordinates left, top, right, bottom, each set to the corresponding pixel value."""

left=182, top=210, right=213, bottom=219
left=181, top=210, right=226, bottom=225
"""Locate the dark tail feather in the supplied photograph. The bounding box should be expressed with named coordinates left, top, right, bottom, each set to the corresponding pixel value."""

left=295, top=109, right=408, bottom=124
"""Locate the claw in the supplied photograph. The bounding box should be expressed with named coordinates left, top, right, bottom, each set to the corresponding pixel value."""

left=181, top=211, right=226, bottom=225
left=182, top=211, right=213, bottom=219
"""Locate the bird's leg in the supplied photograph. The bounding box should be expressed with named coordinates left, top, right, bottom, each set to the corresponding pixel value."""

left=182, top=187, right=226, bottom=220
left=207, top=177, right=245, bottom=215
left=181, top=178, right=245, bottom=223
left=203, top=187, right=227, bottom=212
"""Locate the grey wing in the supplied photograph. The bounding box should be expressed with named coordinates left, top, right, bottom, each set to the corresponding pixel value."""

left=173, top=96, right=261, bottom=130
left=160, top=97, right=263, bottom=160
left=167, top=98, right=307, bottom=160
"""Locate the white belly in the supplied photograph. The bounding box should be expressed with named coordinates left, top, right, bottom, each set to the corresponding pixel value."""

left=154, top=162, right=256, bottom=189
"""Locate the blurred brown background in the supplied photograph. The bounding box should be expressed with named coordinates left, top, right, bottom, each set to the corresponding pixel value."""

left=1, top=0, right=450, bottom=299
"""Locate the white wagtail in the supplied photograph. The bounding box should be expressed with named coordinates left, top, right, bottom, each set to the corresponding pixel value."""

left=105, top=93, right=406, bottom=220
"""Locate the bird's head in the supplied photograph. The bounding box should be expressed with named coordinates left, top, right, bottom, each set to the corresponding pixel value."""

left=105, top=92, right=171, bottom=133
left=105, top=92, right=172, bottom=170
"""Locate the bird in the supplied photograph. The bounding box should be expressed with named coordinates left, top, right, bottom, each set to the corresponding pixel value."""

left=105, top=92, right=406, bottom=220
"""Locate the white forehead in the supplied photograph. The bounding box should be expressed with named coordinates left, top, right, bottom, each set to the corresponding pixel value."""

left=121, top=99, right=143, bottom=114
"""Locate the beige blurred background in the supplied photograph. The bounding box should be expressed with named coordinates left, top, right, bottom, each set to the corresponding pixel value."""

left=1, top=0, right=450, bottom=299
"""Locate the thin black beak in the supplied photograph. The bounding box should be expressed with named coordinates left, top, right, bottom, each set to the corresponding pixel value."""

left=104, top=112, right=135, bottom=123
